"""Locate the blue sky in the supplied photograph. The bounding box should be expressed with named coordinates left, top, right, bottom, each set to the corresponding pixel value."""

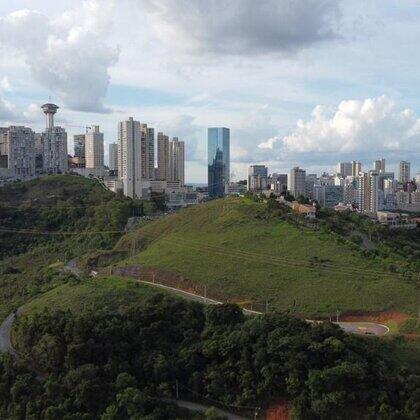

left=0, top=0, right=420, bottom=182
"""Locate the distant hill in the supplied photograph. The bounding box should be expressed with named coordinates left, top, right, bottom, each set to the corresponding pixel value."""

left=0, top=175, right=134, bottom=257
left=115, top=197, right=420, bottom=317
left=0, top=175, right=135, bottom=321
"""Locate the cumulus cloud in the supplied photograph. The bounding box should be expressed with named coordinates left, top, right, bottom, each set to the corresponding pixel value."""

left=259, top=96, right=420, bottom=154
left=0, top=97, right=21, bottom=122
left=0, top=97, right=46, bottom=125
left=0, top=1, right=118, bottom=113
left=0, top=77, right=12, bottom=92
left=141, top=0, right=341, bottom=55
left=153, top=114, right=202, bottom=162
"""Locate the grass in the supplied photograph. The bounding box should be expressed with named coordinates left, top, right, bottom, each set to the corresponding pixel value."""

left=116, top=197, right=420, bottom=317
left=21, top=276, right=163, bottom=315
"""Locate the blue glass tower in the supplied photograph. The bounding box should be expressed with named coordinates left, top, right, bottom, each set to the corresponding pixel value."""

left=208, top=127, right=230, bottom=198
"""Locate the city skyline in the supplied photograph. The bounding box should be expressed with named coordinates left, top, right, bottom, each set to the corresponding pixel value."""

left=0, top=1, right=420, bottom=182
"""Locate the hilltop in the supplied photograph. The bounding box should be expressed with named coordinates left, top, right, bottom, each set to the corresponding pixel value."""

left=115, top=197, right=420, bottom=317
left=0, top=175, right=135, bottom=320
left=0, top=175, right=137, bottom=257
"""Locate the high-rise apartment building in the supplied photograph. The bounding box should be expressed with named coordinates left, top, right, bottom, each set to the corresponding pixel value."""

left=118, top=117, right=143, bottom=198
left=248, top=165, right=268, bottom=192
left=270, top=173, right=288, bottom=193
left=373, top=158, right=385, bottom=173
left=358, top=172, right=379, bottom=213
left=140, top=124, right=155, bottom=180
left=85, top=125, right=104, bottom=169
left=351, top=161, right=362, bottom=177
left=208, top=127, right=230, bottom=198
left=383, top=178, right=397, bottom=194
left=288, top=167, right=306, bottom=198
left=157, top=132, right=170, bottom=180
left=337, top=162, right=352, bottom=177
left=34, top=133, right=44, bottom=172
left=343, top=177, right=357, bottom=206
left=169, top=137, right=185, bottom=185
left=399, top=161, right=411, bottom=183
left=0, top=126, right=35, bottom=179
left=108, top=143, right=118, bottom=172
left=41, top=103, right=68, bottom=173
left=73, top=134, right=85, bottom=159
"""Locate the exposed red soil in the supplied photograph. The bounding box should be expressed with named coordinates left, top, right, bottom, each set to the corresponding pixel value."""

left=340, top=311, right=409, bottom=326
left=265, top=401, right=291, bottom=420
left=402, top=334, right=420, bottom=341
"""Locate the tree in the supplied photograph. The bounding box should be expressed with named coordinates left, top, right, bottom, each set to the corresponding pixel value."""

left=151, top=192, right=167, bottom=211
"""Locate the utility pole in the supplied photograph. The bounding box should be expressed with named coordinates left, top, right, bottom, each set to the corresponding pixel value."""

left=152, top=273, right=155, bottom=283
left=175, top=380, right=179, bottom=399
left=336, top=310, right=339, bottom=323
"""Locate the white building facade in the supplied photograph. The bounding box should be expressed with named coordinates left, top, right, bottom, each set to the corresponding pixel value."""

left=288, top=167, right=306, bottom=198
left=169, top=137, right=185, bottom=185
left=85, top=125, right=104, bottom=169
left=118, top=117, right=145, bottom=199
left=0, top=126, right=36, bottom=180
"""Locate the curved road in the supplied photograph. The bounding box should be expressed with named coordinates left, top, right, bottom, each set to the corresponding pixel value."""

left=0, top=264, right=389, bottom=358
left=0, top=312, right=18, bottom=356
left=134, top=278, right=390, bottom=336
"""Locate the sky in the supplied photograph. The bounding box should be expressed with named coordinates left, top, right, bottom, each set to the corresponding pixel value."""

left=0, top=0, right=420, bottom=183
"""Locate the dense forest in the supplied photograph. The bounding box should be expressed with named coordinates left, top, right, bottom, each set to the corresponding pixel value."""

left=1, top=295, right=418, bottom=419
left=1, top=176, right=419, bottom=419
left=0, top=175, right=143, bottom=257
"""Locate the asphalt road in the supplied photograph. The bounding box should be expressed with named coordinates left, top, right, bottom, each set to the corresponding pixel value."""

left=0, top=264, right=389, bottom=358
left=166, top=399, right=250, bottom=420
left=336, top=321, right=389, bottom=336
left=0, top=312, right=17, bottom=356
left=136, top=279, right=390, bottom=336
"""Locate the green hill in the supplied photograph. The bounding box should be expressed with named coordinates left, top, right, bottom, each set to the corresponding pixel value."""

left=21, top=276, right=164, bottom=316
left=0, top=174, right=137, bottom=257
left=116, top=197, right=419, bottom=317
left=0, top=175, right=136, bottom=321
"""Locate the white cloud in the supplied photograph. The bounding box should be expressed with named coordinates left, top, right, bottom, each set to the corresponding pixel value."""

left=140, top=0, right=341, bottom=55
left=0, top=1, right=118, bottom=113
left=0, top=77, right=12, bottom=92
left=0, top=96, right=20, bottom=122
left=260, top=96, right=420, bottom=154
left=258, top=136, right=279, bottom=149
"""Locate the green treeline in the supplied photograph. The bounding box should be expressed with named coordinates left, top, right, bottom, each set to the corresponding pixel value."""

left=2, top=295, right=418, bottom=419
left=0, top=175, right=142, bottom=257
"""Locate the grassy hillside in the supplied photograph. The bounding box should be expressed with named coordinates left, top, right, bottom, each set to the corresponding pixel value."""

left=21, top=276, right=163, bottom=316
left=0, top=175, right=137, bottom=321
left=116, top=197, right=420, bottom=317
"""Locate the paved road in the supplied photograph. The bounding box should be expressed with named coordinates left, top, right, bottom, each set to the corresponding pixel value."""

left=135, top=279, right=389, bottom=336
left=1, top=258, right=82, bottom=356
left=336, top=321, right=389, bottom=336
left=0, top=312, right=17, bottom=356
left=166, top=399, right=250, bottom=420
left=0, top=307, right=24, bottom=356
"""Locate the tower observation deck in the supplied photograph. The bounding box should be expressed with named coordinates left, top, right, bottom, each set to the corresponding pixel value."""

left=41, top=103, right=59, bottom=129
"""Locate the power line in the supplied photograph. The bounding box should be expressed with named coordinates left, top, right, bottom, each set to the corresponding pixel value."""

left=0, top=211, right=413, bottom=280
left=126, top=228, right=411, bottom=281
left=0, top=228, right=124, bottom=236
left=0, top=224, right=410, bottom=280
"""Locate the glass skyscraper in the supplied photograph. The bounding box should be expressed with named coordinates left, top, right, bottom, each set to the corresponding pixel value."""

left=208, top=127, right=230, bottom=198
